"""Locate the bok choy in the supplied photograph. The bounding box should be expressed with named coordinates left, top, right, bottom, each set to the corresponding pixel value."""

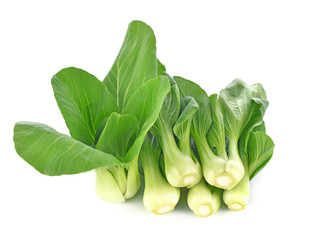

left=223, top=125, right=275, bottom=211
left=140, top=134, right=180, bottom=214
left=13, top=20, right=171, bottom=202
left=13, top=20, right=274, bottom=215
left=150, top=73, right=202, bottom=188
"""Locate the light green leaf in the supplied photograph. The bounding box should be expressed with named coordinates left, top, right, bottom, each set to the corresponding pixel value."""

left=52, top=67, right=116, bottom=146
left=13, top=122, right=121, bottom=176
left=123, top=75, right=171, bottom=163
left=174, top=76, right=212, bottom=137
left=207, top=94, right=227, bottom=157
left=96, top=113, right=139, bottom=160
left=173, top=96, right=199, bottom=140
left=219, top=79, right=268, bottom=140
left=248, top=83, right=267, bottom=99
left=247, top=131, right=275, bottom=180
left=103, top=20, right=157, bottom=112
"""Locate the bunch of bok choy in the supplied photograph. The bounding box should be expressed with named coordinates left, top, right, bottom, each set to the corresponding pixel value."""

left=13, top=20, right=274, bottom=217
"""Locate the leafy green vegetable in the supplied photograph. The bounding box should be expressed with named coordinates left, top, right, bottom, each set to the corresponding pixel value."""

left=13, top=20, right=275, bottom=213
left=140, top=134, right=180, bottom=214
left=94, top=113, right=140, bottom=201
left=223, top=129, right=275, bottom=211
left=187, top=179, right=222, bottom=217
left=14, top=71, right=170, bottom=174
left=94, top=75, right=171, bottom=202
left=174, top=76, right=231, bottom=189
left=175, top=77, right=269, bottom=191
left=122, top=76, right=171, bottom=164
left=151, top=74, right=202, bottom=188
left=13, top=21, right=171, bottom=203
left=216, top=79, right=268, bottom=189
left=93, top=21, right=171, bottom=201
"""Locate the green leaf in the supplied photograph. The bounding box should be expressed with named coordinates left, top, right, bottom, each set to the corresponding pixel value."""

left=94, top=117, right=109, bottom=144
left=157, top=59, right=166, bottom=75
left=174, top=76, right=212, bottom=137
left=173, top=96, right=199, bottom=140
left=96, top=113, right=139, bottom=160
left=253, top=121, right=266, bottom=132
left=219, top=79, right=269, bottom=140
left=248, top=83, right=267, bottom=99
left=152, top=73, right=180, bottom=135
left=13, top=122, right=121, bottom=176
left=247, top=131, right=275, bottom=180
left=103, top=20, right=158, bottom=112
left=52, top=67, right=116, bottom=146
left=123, top=75, right=171, bottom=163
left=207, top=94, right=227, bottom=157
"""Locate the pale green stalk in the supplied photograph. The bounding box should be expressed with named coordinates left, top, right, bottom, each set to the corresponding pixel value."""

left=141, top=135, right=180, bottom=214
left=223, top=156, right=249, bottom=211
left=187, top=179, right=222, bottom=217
left=156, top=115, right=201, bottom=188
left=95, top=159, right=140, bottom=203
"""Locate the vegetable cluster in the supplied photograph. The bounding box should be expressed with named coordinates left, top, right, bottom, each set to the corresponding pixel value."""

left=13, top=21, right=274, bottom=217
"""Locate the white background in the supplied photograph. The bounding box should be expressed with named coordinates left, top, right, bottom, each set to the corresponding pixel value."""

left=1, top=0, right=325, bottom=239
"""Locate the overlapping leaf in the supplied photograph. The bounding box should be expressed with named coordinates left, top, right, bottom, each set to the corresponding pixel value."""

left=123, top=75, right=171, bottom=163
left=13, top=21, right=171, bottom=175
left=174, top=76, right=212, bottom=137
left=52, top=67, right=117, bottom=145
left=173, top=96, right=199, bottom=140
left=219, top=79, right=269, bottom=140
left=96, top=113, right=139, bottom=160
left=150, top=73, right=180, bottom=137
